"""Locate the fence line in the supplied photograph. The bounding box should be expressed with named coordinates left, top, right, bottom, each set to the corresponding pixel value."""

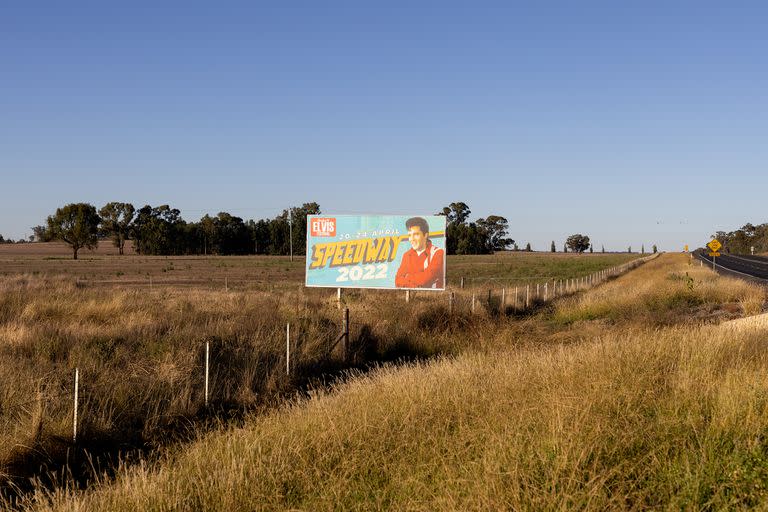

left=2, top=254, right=658, bottom=449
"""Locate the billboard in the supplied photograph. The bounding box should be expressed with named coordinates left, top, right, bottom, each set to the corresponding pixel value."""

left=306, top=215, right=446, bottom=290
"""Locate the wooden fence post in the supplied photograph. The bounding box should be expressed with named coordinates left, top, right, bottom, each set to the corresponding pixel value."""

left=461, top=277, right=465, bottom=289
left=449, top=292, right=455, bottom=314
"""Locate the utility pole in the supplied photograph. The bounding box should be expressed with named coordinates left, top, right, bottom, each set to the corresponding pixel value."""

left=289, top=209, right=293, bottom=262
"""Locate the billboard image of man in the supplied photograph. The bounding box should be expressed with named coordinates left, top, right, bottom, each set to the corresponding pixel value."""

left=395, top=216, right=445, bottom=289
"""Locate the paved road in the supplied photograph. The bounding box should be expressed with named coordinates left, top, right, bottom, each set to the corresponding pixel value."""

left=697, top=252, right=768, bottom=282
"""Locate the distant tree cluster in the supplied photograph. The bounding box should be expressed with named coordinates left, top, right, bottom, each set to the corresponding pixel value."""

left=566, top=234, right=591, bottom=253
left=436, top=202, right=514, bottom=255
left=0, top=234, right=33, bottom=244
left=41, top=201, right=322, bottom=259
left=713, top=223, right=768, bottom=254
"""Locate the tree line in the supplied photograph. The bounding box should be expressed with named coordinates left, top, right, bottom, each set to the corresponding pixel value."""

left=713, top=223, right=768, bottom=254
left=36, top=202, right=322, bottom=259
left=35, top=201, right=519, bottom=259
left=24, top=200, right=659, bottom=259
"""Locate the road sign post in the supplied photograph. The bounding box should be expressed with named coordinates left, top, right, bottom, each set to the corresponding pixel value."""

left=707, top=239, right=722, bottom=273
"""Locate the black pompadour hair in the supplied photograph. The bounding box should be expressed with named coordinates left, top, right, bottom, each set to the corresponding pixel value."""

left=405, top=217, right=429, bottom=236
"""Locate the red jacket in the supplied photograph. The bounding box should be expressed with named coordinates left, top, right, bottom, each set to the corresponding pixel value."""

left=395, top=240, right=445, bottom=289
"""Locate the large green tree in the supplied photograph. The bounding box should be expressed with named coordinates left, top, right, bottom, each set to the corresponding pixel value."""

left=132, top=205, right=185, bottom=255
left=46, top=203, right=101, bottom=259
left=31, top=225, right=53, bottom=242
left=212, top=212, right=251, bottom=255
left=99, top=202, right=135, bottom=255
left=438, top=202, right=472, bottom=225
left=286, top=202, right=321, bottom=255
left=565, top=234, right=591, bottom=253
left=476, top=215, right=514, bottom=251
left=454, top=223, right=491, bottom=255
left=199, top=214, right=216, bottom=255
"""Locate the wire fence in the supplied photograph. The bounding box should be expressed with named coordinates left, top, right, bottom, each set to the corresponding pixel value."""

left=1, top=253, right=658, bottom=449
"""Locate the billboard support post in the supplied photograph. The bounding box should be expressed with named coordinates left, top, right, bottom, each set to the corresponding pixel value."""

left=405, top=290, right=410, bottom=303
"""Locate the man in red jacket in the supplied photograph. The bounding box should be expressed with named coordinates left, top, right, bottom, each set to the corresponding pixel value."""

left=395, top=217, right=445, bottom=289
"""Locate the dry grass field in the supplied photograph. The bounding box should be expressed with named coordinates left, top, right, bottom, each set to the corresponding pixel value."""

left=0, top=242, right=639, bottom=290
left=2, top=250, right=766, bottom=510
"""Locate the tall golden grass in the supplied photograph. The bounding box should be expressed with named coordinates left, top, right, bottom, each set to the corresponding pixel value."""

left=11, top=254, right=767, bottom=510
left=0, top=277, right=473, bottom=481
left=8, top=250, right=636, bottom=497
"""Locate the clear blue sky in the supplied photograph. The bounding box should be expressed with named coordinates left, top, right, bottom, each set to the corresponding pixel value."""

left=2, top=1, right=766, bottom=251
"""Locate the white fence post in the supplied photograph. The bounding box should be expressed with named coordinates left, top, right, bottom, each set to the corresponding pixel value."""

left=73, top=368, right=79, bottom=443
left=286, top=323, right=291, bottom=375
left=205, top=340, right=210, bottom=407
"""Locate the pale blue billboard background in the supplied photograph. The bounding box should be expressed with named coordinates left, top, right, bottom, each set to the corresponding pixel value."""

left=306, top=215, right=446, bottom=290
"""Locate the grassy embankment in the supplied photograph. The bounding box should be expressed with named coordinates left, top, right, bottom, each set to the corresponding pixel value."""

left=0, top=251, right=637, bottom=500
left=18, top=254, right=768, bottom=510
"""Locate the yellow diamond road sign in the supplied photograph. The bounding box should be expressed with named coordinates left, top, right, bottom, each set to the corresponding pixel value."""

left=707, top=239, right=722, bottom=252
